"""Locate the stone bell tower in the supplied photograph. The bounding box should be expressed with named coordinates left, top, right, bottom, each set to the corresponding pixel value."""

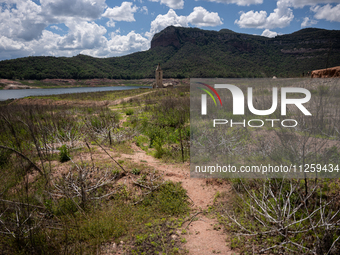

left=155, top=63, right=163, bottom=88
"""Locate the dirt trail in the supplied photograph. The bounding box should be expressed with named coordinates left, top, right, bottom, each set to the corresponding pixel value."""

left=15, top=87, right=236, bottom=254
left=108, top=90, right=156, bottom=106
left=119, top=144, right=236, bottom=255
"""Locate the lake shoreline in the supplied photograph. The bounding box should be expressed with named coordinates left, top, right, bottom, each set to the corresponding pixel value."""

left=3, top=83, right=150, bottom=90
left=0, top=85, right=151, bottom=102
left=0, top=78, right=186, bottom=90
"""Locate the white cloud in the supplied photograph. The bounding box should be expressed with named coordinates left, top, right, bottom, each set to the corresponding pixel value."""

left=58, top=20, right=107, bottom=50
left=0, top=1, right=46, bottom=41
left=0, top=30, right=67, bottom=59
left=285, top=0, right=340, bottom=8
left=106, top=20, right=116, bottom=27
left=235, top=0, right=294, bottom=29
left=0, top=28, right=150, bottom=59
left=234, top=0, right=339, bottom=30
left=149, top=0, right=184, bottom=9
left=261, top=29, right=277, bottom=38
left=266, top=0, right=294, bottom=28
left=102, top=2, right=138, bottom=22
left=312, top=4, right=340, bottom=22
left=41, top=0, right=106, bottom=20
left=146, top=9, right=188, bottom=38
left=50, top=25, right=63, bottom=31
left=187, top=6, right=223, bottom=27
left=145, top=8, right=223, bottom=38
left=235, top=10, right=267, bottom=28
left=0, top=35, right=27, bottom=51
left=29, top=30, right=64, bottom=56
left=0, top=35, right=32, bottom=60
left=107, top=31, right=149, bottom=55
left=202, top=0, right=263, bottom=6
left=301, top=17, right=318, bottom=27
left=140, top=6, right=148, bottom=14
left=0, top=0, right=154, bottom=59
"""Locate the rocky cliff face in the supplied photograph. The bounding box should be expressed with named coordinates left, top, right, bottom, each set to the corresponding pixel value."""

left=151, top=26, right=182, bottom=48
left=150, top=26, right=339, bottom=53
left=150, top=26, right=259, bottom=51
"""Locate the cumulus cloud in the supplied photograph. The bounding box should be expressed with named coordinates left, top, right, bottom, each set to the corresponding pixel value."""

left=50, top=25, right=63, bottom=31
left=202, top=0, right=263, bottom=6
left=141, top=6, right=148, bottom=14
left=312, top=4, right=340, bottom=22
left=29, top=30, right=65, bottom=56
left=102, top=2, right=138, bottom=22
left=187, top=6, right=223, bottom=27
left=234, top=0, right=340, bottom=30
left=235, top=10, right=267, bottom=28
left=146, top=9, right=188, bottom=38
left=261, top=29, right=277, bottom=38
left=235, top=0, right=294, bottom=29
left=0, top=1, right=46, bottom=41
left=265, top=0, right=294, bottom=28
left=0, top=35, right=32, bottom=60
left=106, top=20, right=116, bottom=27
left=301, top=17, right=318, bottom=27
left=107, top=31, right=149, bottom=54
left=145, top=7, right=223, bottom=38
left=0, top=36, right=27, bottom=51
left=0, top=29, right=68, bottom=60
left=284, top=0, right=340, bottom=8
left=0, top=21, right=150, bottom=59
left=58, top=20, right=107, bottom=50
left=149, top=0, right=184, bottom=9
left=0, top=0, right=154, bottom=59
left=41, top=0, right=106, bottom=20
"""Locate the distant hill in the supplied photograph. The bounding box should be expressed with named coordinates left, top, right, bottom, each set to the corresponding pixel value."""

left=0, top=26, right=339, bottom=79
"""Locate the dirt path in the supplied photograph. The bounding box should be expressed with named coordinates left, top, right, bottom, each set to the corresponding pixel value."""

left=17, top=86, right=236, bottom=254
left=108, top=90, right=156, bottom=106
left=119, top=144, right=236, bottom=255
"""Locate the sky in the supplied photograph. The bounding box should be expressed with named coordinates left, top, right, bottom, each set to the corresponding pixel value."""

left=0, top=0, right=339, bottom=61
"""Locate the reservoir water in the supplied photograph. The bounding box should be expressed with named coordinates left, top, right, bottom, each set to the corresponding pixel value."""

left=0, top=86, right=149, bottom=101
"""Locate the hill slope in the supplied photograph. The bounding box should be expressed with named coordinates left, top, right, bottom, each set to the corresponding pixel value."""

left=0, top=26, right=339, bottom=79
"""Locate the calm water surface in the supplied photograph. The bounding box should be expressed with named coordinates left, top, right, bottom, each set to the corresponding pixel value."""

left=0, top=86, right=149, bottom=101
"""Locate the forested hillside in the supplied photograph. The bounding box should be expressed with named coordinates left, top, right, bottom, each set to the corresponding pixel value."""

left=0, top=26, right=339, bottom=79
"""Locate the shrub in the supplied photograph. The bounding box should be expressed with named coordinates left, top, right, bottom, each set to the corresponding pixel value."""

left=59, top=145, right=70, bottom=163
left=132, top=168, right=141, bottom=175
left=125, top=109, right=134, bottom=115
left=0, top=149, right=11, bottom=168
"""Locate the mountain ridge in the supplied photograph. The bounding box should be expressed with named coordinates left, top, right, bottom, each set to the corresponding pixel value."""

left=0, top=26, right=339, bottom=79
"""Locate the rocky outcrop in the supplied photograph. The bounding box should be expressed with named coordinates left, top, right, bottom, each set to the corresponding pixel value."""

left=311, top=66, right=340, bottom=78
left=151, top=26, right=182, bottom=48
left=150, top=26, right=339, bottom=53
left=150, top=26, right=255, bottom=50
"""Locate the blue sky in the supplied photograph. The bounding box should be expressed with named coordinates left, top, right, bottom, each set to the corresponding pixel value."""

left=0, top=0, right=339, bottom=60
